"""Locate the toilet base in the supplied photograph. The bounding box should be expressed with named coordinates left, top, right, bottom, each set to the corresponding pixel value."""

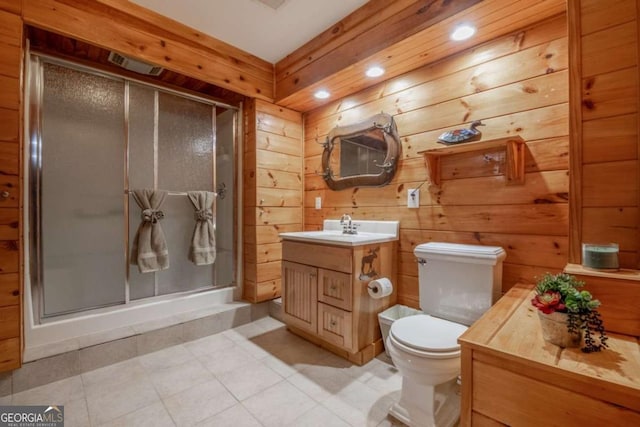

left=388, top=378, right=460, bottom=427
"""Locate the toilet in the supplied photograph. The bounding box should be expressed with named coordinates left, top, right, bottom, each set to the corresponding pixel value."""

left=386, top=242, right=506, bottom=427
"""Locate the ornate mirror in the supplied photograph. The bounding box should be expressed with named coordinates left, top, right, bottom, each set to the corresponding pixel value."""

left=321, top=113, right=401, bottom=191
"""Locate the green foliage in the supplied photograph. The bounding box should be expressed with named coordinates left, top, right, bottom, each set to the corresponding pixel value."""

left=535, top=273, right=608, bottom=353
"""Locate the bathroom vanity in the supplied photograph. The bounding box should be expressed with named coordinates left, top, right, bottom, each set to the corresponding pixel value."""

left=458, top=283, right=640, bottom=426
left=280, top=220, right=398, bottom=365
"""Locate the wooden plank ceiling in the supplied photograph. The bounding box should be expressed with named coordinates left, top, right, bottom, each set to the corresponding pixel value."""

left=276, top=0, right=568, bottom=112
left=21, top=0, right=568, bottom=112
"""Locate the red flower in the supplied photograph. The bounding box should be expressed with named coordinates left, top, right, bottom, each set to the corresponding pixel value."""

left=531, top=291, right=566, bottom=314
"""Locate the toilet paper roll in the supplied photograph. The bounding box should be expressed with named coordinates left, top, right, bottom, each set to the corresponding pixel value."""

left=367, top=277, right=393, bottom=299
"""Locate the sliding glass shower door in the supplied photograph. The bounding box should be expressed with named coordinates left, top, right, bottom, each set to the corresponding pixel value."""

left=31, top=56, right=237, bottom=319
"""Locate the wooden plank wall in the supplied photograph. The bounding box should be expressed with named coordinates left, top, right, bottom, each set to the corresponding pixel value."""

left=304, top=15, right=569, bottom=307
left=243, top=99, right=303, bottom=303
left=0, top=2, right=23, bottom=371
left=571, top=0, right=640, bottom=268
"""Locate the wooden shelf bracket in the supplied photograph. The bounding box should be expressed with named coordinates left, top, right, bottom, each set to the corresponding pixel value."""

left=417, top=136, right=526, bottom=187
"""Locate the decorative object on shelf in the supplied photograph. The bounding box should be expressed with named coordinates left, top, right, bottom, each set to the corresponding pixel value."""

left=531, top=273, right=608, bottom=353
left=437, top=120, right=485, bottom=145
left=582, top=243, right=619, bottom=270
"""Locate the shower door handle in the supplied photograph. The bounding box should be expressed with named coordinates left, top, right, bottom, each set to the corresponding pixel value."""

left=216, top=182, right=226, bottom=200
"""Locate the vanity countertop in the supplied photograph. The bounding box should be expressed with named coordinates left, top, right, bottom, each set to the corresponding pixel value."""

left=279, top=219, right=399, bottom=247
left=458, top=283, right=640, bottom=421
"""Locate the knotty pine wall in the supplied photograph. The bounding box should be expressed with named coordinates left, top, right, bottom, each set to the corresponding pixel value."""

left=243, top=99, right=304, bottom=303
left=304, top=14, right=569, bottom=308
left=570, top=0, right=640, bottom=268
left=0, top=3, right=23, bottom=371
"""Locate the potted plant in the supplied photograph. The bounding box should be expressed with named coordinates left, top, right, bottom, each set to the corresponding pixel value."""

left=531, top=273, right=608, bottom=353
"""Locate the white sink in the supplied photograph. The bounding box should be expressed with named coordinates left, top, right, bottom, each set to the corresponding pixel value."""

left=280, top=220, right=399, bottom=246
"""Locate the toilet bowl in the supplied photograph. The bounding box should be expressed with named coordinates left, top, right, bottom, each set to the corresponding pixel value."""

left=386, top=242, right=506, bottom=427
left=386, top=314, right=467, bottom=427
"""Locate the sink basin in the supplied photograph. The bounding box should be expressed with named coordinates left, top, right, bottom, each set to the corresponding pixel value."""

left=280, top=220, right=399, bottom=246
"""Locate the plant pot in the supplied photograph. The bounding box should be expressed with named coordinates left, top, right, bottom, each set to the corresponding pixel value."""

left=537, top=311, right=582, bottom=348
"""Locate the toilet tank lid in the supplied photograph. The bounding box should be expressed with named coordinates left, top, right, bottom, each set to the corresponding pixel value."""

left=414, top=242, right=506, bottom=263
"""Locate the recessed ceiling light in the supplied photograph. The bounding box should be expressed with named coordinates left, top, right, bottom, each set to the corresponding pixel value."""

left=450, top=24, right=476, bottom=41
left=314, top=89, right=330, bottom=99
left=365, top=66, right=385, bottom=78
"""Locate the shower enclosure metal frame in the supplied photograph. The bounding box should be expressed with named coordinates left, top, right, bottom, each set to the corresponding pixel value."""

left=27, top=52, right=239, bottom=322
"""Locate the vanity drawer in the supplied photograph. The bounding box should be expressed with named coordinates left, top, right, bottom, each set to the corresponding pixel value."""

left=282, top=241, right=352, bottom=273
left=318, top=268, right=352, bottom=311
left=317, top=302, right=353, bottom=351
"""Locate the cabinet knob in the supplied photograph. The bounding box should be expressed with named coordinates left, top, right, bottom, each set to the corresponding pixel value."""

left=0, top=191, right=9, bottom=199
left=330, top=320, right=337, bottom=327
left=330, top=285, right=337, bottom=291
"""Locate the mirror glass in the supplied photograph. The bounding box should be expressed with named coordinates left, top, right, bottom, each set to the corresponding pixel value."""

left=321, top=113, right=400, bottom=191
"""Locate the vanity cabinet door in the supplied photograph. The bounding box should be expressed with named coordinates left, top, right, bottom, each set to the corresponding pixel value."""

left=317, top=302, right=354, bottom=351
left=282, top=261, right=318, bottom=334
left=317, top=268, right=352, bottom=311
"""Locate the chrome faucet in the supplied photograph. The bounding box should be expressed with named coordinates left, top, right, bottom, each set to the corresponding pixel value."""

left=340, top=214, right=358, bottom=235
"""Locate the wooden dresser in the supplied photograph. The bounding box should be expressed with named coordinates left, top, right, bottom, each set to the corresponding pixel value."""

left=281, top=240, right=396, bottom=365
left=458, top=283, right=640, bottom=426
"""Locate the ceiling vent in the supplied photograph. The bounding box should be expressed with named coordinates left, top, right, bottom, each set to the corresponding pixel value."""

left=107, top=52, right=164, bottom=76
left=256, top=0, right=287, bottom=10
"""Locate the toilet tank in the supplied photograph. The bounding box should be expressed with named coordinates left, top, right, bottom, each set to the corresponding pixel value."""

left=414, top=242, right=506, bottom=326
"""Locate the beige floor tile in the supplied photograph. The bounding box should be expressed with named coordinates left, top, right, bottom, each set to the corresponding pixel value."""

left=287, top=363, right=357, bottom=403
left=139, top=345, right=195, bottom=372
left=361, top=362, right=402, bottom=394
left=222, top=321, right=269, bottom=342
left=162, top=378, right=237, bottom=426
left=184, top=333, right=235, bottom=358
left=217, top=360, right=283, bottom=401
left=252, top=316, right=286, bottom=333
left=12, top=376, right=84, bottom=406
left=287, top=404, right=351, bottom=427
left=196, top=403, right=262, bottom=427
left=64, top=398, right=91, bottom=427
left=198, top=344, right=257, bottom=376
left=98, top=401, right=175, bottom=427
left=270, top=340, right=333, bottom=371
left=81, top=359, right=148, bottom=396
left=260, top=354, right=299, bottom=378
left=86, top=377, right=160, bottom=425
left=8, top=317, right=407, bottom=427
left=242, top=381, right=316, bottom=427
left=150, top=359, right=214, bottom=399
left=248, top=327, right=310, bottom=355
left=322, top=381, right=394, bottom=426
left=235, top=337, right=277, bottom=360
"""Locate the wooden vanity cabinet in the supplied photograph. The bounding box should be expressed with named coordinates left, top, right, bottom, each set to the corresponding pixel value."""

left=281, top=240, right=397, bottom=365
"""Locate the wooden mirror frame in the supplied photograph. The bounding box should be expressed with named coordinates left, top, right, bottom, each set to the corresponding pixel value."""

left=320, top=113, right=401, bottom=191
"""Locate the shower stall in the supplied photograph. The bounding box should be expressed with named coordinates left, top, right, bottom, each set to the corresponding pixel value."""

left=24, top=54, right=239, bottom=358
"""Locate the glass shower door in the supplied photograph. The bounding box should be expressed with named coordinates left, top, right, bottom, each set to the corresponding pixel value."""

left=39, top=62, right=126, bottom=316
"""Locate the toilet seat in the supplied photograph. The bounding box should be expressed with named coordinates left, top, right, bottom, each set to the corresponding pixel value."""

left=389, top=314, right=468, bottom=354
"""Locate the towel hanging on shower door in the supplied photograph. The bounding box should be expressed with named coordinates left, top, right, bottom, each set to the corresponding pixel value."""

left=188, top=191, right=216, bottom=265
left=130, top=189, right=170, bottom=273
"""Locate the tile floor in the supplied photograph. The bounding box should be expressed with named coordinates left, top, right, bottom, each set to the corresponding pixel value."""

left=3, top=317, right=409, bottom=426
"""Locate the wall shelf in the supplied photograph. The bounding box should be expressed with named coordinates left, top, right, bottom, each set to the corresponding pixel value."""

left=417, top=135, right=525, bottom=186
